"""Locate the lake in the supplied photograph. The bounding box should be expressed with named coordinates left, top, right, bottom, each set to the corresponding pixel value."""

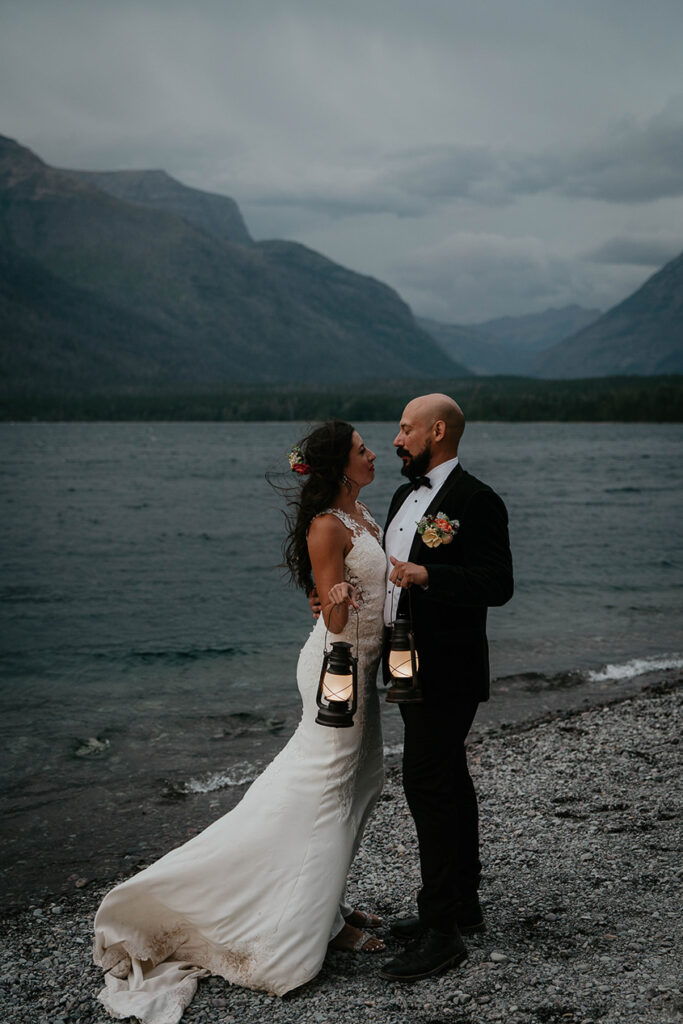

left=1, top=421, right=681, bottom=906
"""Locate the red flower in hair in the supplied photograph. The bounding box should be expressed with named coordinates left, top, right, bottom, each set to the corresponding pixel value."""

left=288, top=444, right=311, bottom=475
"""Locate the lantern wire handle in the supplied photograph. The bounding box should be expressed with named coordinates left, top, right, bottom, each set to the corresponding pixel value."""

left=389, top=576, right=414, bottom=626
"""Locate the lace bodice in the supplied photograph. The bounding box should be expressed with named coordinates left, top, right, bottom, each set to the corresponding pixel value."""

left=315, top=504, right=385, bottom=634
left=318, top=502, right=383, bottom=544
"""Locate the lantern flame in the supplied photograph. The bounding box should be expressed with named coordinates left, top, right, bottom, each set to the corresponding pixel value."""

left=388, top=649, right=419, bottom=679
left=321, top=670, right=354, bottom=703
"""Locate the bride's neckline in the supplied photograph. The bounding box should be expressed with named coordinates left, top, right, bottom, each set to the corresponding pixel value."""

left=323, top=503, right=381, bottom=543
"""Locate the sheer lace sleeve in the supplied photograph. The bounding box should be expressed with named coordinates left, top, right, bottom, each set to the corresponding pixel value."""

left=316, top=508, right=363, bottom=538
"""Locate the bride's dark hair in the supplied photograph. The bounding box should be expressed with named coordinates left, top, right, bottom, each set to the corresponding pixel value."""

left=282, top=420, right=355, bottom=592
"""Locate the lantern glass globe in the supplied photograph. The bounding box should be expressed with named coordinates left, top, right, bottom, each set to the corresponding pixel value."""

left=388, top=648, right=419, bottom=679
left=321, top=669, right=354, bottom=703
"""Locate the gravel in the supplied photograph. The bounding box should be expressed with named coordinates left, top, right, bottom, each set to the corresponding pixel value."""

left=1, top=681, right=680, bottom=1024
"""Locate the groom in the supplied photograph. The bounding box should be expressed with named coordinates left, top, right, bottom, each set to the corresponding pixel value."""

left=379, top=393, right=513, bottom=982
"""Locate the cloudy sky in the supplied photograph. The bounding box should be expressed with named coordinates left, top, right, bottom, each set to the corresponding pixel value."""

left=2, top=0, right=682, bottom=322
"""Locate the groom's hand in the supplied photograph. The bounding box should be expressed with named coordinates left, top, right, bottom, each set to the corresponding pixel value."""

left=308, top=586, right=322, bottom=619
left=389, top=556, right=428, bottom=589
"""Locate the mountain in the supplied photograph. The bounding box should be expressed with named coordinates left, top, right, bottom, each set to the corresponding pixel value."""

left=533, top=254, right=683, bottom=377
left=0, top=135, right=464, bottom=391
left=68, top=169, right=253, bottom=247
left=477, top=305, right=601, bottom=354
left=0, top=244, right=172, bottom=387
left=418, top=305, right=600, bottom=375
left=417, top=317, right=508, bottom=375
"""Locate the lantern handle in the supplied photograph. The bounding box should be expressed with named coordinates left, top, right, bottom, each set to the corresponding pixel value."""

left=389, top=576, right=415, bottom=628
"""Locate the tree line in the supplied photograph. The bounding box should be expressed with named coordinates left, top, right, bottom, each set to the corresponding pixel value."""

left=2, top=376, right=682, bottom=422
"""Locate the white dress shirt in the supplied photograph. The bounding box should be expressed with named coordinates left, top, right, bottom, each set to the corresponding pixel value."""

left=383, top=456, right=459, bottom=625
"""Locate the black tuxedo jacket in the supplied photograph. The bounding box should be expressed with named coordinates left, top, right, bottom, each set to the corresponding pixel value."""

left=384, top=464, right=513, bottom=703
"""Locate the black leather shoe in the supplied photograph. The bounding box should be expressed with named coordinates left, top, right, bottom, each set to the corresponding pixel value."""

left=379, top=927, right=468, bottom=981
left=456, top=894, right=486, bottom=934
left=389, top=915, right=423, bottom=942
left=390, top=897, right=485, bottom=941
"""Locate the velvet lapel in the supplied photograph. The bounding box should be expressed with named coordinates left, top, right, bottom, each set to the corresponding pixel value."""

left=407, top=463, right=464, bottom=562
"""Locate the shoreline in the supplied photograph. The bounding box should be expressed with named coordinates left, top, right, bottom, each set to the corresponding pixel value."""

left=1, top=679, right=680, bottom=1024
left=0, top=667, right=680, bottom=917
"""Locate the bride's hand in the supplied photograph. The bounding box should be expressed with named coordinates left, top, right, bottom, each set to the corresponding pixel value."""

left=328, top=582, right=360, bottom=610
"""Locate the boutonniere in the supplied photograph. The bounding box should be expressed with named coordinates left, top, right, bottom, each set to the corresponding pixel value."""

left=416, top=511, right=459, bottom=548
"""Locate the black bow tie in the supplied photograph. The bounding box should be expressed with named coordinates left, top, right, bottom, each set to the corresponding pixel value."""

left=410, top=475, right=431, bottom=491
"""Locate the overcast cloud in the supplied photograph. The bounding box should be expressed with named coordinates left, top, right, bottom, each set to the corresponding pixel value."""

left=1, top=0, right=682, bottom=321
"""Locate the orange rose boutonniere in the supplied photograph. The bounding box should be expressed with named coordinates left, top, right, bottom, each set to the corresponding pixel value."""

left=416, top=511, right=459, bottom=548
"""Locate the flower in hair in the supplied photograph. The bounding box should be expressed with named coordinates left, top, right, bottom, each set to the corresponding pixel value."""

left=288, top=444, right=311, bottom=475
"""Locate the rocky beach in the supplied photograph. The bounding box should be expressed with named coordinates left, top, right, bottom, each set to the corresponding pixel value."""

left=1, top=677, right=680, bottom=1024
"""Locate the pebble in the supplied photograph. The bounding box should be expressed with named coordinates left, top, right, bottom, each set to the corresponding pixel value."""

left=0, top=685, right=680, bottom=1024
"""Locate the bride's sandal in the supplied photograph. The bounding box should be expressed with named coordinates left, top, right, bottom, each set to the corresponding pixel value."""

left=101, top=951, right=132, bottom=979
left=329, top=923, right=386, bottom=954
left=344, top=908, right=383, bottom=929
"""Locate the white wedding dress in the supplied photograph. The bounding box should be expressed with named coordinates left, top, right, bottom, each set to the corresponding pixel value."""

left=94, top=506, right=386, bottom=1022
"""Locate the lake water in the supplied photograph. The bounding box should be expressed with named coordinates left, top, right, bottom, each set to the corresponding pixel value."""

left=1, top=421, right=681, bottom=906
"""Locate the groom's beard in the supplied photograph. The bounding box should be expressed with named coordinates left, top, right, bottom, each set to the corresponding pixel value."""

left=397, top=443, right=432, bottom=482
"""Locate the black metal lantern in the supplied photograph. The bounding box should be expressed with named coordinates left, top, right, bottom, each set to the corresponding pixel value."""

left=386, top=613, right=422, bottom=703
left=315, top=640, right=358, bottom=728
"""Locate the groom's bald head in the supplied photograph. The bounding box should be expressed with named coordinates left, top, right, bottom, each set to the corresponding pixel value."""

left=408, top=394, right=465, bottom=448
left=394, top=393, right=465, bottom=474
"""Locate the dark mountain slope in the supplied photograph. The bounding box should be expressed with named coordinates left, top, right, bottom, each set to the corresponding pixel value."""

left=0, top=244, right=173, bottom=387
left=68, top=168, right=253, bottom=247
left=534, top=254, right=683, bottom=377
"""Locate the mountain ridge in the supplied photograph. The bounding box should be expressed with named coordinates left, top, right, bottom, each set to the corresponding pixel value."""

left=476, top=304, right=602, bottom=352
left=67, top=168, right=253, bottom=247
left=418, top=305, right=601, bottom=375
left=533, top=253, right=683, bottom=377
left=0, top=135, right=465, bottom=390
left=3, top=134, right=680, bottom=387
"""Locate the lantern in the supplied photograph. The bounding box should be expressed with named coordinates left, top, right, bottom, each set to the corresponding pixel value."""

left=315, top=640, right=358, bottom=728
left=386, top=614, right=422, bottom=703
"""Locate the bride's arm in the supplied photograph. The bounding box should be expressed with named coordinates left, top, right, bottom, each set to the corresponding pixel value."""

left=307, top=515, right=356, bottom=633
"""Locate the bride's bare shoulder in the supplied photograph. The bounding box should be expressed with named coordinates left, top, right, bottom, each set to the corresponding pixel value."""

left=307, top=513, right=349, bottom=562
left=307, top=512, right=348, bottom=540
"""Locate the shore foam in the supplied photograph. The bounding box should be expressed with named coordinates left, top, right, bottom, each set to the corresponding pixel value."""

left=181, top=761, right=263, bottom=793
left=586, top=653, right=683, bottom=683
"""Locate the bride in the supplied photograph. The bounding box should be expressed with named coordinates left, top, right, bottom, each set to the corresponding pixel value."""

left=93, top=420, right=388, bottom=1022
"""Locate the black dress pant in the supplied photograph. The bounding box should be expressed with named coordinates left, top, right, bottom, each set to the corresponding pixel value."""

left=400, top=693, right=481, bottom=934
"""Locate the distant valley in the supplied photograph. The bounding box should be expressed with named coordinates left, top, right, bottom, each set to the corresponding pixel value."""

left=418, top=305, right=602, bottom=376
left=419, top=253, right=682, bottom=378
